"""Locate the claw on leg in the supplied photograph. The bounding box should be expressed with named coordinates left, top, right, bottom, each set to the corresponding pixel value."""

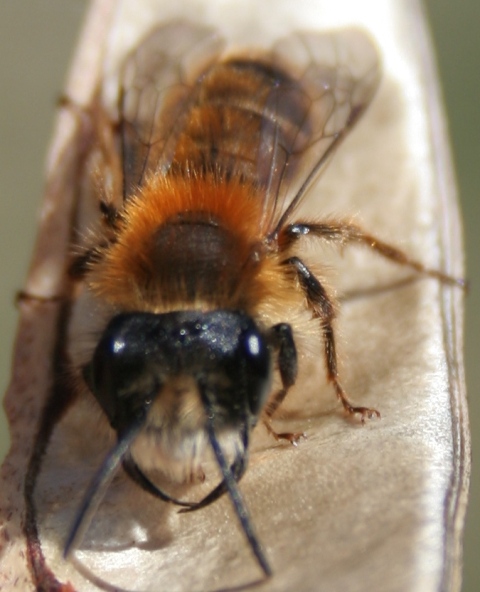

left=335, top=382, right=380, bottom=424
left=343, top=403, right=381, bottom=424
left=263, top=420, right=306, bottom=446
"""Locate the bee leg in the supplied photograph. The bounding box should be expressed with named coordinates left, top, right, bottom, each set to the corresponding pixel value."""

left=263, top=420, right=306, bottom=446
left=283, top=222, right=464, bottom=287
left=284, top=256, right=380, bottom=423
left=68, top=197, right=124, bottom=279
left=263, top=324, right=305, bottom=445
left=68, top=244, right=108, bottom=279
left=99, top=198, right=123, bottom=229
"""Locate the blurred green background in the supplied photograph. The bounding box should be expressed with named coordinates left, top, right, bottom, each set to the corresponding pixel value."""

left=0, top=1, right=478, bottom=589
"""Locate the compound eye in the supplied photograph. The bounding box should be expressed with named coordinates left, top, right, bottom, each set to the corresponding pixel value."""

left=83, top=314, right=159, bottom=430
left=241, top=329, right=271, bottom=417
left=82, top=329, right=135, bottom=428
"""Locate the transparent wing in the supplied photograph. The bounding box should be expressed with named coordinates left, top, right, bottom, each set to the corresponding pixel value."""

left=119, top=23, right=381, bottom=234
left=120, top=21, right=225, bottom=198
left=261, top=29, right=381, bottom=236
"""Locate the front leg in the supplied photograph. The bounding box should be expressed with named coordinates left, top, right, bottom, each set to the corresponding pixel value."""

left=285, top=256, right=380, bottom=423
left=263, top=323, right=305, bottom=445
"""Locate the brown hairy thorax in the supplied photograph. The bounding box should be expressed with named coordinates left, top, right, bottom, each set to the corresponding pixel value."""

left=87, top=172, right=288, bottom=313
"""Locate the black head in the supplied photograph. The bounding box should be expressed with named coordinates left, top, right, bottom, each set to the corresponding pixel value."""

left=83, top=309, right=272, bottom=437
left=70, top=309, right=274, bottom=575
left=66, top=310, right=274, bottom=575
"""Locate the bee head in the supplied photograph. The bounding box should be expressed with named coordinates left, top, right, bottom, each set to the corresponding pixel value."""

left=83, top=310, right=272, bottom=439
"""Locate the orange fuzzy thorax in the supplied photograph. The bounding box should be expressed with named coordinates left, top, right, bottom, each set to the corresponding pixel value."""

left=88, top=173, right=284, bottom=314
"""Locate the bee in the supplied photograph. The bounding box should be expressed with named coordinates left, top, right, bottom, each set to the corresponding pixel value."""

left=61, top=20, right=462, bottom=578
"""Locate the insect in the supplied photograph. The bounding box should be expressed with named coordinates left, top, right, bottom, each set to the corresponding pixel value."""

left=63, top=20, right=462, bottom=578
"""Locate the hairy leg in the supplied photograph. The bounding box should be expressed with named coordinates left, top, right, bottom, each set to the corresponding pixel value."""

left=281, top=222, right=464, bottom=287
left=263, top=323, right=305, bottom=444
left=284, top=256, right=380, bottom=423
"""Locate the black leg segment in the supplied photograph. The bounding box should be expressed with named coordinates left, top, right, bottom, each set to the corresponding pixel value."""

left=284, top=256, right=380, bottom=423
